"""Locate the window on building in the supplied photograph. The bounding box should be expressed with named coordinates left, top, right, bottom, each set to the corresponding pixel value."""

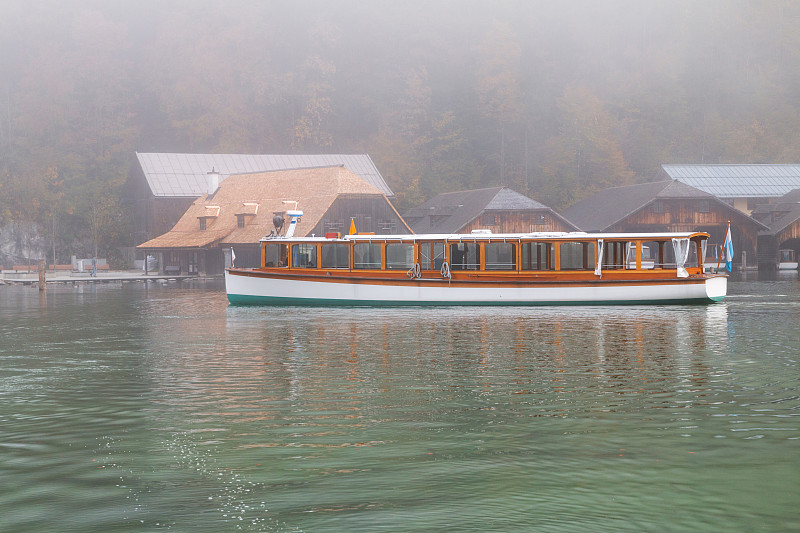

left=291, top=243, right=317, bottom=268
left=321, top=243, right=349, bottom=269
left=698, top=200, right=710, bottom=213
left=323, top=220, right=345, bottom=234
left=652, top=200, right=664, bottom=214
left=560, top=242, right=594, bottom=270
left=237, top=215, right=246, bottom=228
left=199, top=218, right=207, bottom=230
left=353, top=242, right=381, bottom=269
left=484, top=214, right=498, bottom=226
left=521, top=242, right=554, bottom=270
left=450, top=242, right=480, bottom=270
left=532, top=214, right=547, bottom=227
left=378, top=220, right=397, bottom=233
left=386, top=243, right=414, bottom=270
left=263, top=243, right=289, bottom=267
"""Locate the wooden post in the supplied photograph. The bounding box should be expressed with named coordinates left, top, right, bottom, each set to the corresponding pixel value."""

left=38, top=259, right=46, bottom=291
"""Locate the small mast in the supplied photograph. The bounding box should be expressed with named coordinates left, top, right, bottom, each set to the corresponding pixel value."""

left=282, top=200, right=303, bottom=238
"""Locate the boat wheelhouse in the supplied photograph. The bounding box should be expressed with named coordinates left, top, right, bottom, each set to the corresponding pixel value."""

left=225, top=228, right=727, bottom=306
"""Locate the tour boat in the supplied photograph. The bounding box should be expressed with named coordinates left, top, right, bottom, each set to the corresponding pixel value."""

left=225, top=214, right=727, bottom=306
left=777, top=249, right=798, bottom=271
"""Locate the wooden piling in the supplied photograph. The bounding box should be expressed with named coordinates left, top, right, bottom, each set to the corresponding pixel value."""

left=38, top=259, right=46, bottom=291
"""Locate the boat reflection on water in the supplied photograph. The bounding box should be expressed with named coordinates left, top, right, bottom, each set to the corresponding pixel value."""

left=213, top=304, right=733, bottom=418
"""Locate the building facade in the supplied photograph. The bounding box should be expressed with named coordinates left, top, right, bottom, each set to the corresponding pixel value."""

left=562, top=180, right=768, bottom=268
left=137, top=166, right=409, bottom=276
left=404, top=187, right=579, bottom=235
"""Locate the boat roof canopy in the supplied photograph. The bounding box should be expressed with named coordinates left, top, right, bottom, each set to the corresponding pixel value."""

left=260, top=231, right=711, bottom=243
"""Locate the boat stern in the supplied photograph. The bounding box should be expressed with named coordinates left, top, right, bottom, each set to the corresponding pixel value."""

left=705, top=274, right=728, bottom=301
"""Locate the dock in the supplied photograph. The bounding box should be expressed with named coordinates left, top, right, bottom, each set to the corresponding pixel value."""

left=1, top=269, right=207, bottom=286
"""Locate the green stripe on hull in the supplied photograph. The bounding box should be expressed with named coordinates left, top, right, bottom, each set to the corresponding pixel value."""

left=227, top=293, right=721, bottom=307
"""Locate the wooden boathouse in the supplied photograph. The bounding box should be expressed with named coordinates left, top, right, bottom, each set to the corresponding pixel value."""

left=561, top=180, right=768, bottom=269
left=137, top=166, right=410, bottom=276
left=403, top=187, right=579, bottom=235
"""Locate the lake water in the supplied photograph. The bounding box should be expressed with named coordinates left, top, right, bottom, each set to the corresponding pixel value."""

left=1, top=274, right=798, bottom=532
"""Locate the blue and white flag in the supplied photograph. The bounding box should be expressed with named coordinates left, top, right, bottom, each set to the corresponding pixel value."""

left=723, top=224, right=733, bottom=272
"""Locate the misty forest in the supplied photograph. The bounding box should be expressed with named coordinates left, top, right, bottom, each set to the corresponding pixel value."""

left=1, top=0, right=799, bottom=265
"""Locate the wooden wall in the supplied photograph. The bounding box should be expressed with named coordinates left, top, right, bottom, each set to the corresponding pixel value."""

left=608, top=198, right=764, bottom=265
left=309, top=195, right=411, bottom=236
left=776, top=218, right=800, bottom=247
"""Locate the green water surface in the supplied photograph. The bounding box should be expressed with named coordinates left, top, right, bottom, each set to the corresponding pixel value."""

left=0, top=275, right=798, bottom=532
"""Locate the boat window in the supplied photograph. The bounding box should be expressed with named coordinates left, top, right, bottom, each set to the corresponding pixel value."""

left=642, top=241, right=665, bottom=268
left=353, top=242, right=381, bottom=269
left=603, top=241, right=635, bottom=270
left=521, top=242, right=553, bottom=270
left=686, top=242, right=698, bottom=268
left=661, top=242, right=677, bottom=268
left=559, top=242, right=594, bottom=270
left=484, top=242, right=516, bottom=270
left=386, top=243, right=414, bottom=270
left=263, top=243, right=288, bottom=267
left=450, top=242, right=480, bottom=270
left=291, top=243, right=317, bottom=268
left=638, top=243, right=656, bottom=269
left=321, top=243, right=349, bottom=269
left=419, top=242, right=445, bottom=270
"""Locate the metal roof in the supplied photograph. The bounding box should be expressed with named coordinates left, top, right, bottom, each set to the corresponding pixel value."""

left=137, top=153, right=393, bottom=198
left=662, top=164, right=800, bottom=198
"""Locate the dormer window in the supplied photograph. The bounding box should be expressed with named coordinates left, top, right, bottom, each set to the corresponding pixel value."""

left=197, top=205, right=220, bottom=231
left=234, top=202, right=259, bottom=229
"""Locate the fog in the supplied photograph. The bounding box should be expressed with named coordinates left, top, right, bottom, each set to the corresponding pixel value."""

left=1, top=0, right=798, bottom=257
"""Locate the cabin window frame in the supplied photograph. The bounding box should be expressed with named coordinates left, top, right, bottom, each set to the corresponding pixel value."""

left=291, top=243, right=318, bottom=269
left=449, top=241, right=481, bottom=271
left=521, top=242, right=554, bottom=271
left=385, top=242, right=415, bottom=270
left=263, top=243, right=289, bottom=268
left=558, top=241, right=595, bottom=271
left=320, top=242, right=349, bottom=269
left=419, top=242, right=445, bottom=271
left=483, top=241, right=517, bottom=271
left=353, top=242, right=382, bottom=269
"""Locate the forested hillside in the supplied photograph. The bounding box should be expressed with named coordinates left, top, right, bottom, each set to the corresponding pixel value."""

left=1, top=0, right=799, bottom=263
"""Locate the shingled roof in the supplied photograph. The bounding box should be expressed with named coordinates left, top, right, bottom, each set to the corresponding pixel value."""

left=138, top=166, right=389, bottom=249
left=561, top=180, right=717, bottom=231
left=137, top=152, right=393, bottom=198
left=404, top=187, right=570, bottom=234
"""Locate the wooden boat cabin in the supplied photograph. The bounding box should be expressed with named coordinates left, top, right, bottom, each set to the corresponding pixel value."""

left=256, top=230, right=711, bottom=280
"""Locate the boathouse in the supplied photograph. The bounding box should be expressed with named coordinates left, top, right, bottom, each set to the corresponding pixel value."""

left=137, top=166, right=409, bottom=276
left=560, top=180, right=768, bottom=269
left=751, top=189, right=800, bottom=268
left=129, top=153, right=393, bottom=246
left=659, top=164, right=800, bottom=215
left=403, top=187, right=579, bottom=235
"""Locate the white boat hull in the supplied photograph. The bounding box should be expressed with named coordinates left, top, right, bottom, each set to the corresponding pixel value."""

left=226, top=270, right=727, bottom=306
left=777, top=262, right=798, bottom=271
